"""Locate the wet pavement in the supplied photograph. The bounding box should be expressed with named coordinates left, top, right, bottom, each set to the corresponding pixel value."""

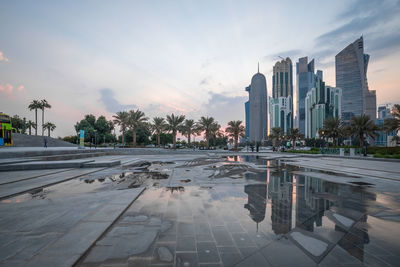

left=73, top=156, right=400, bottom=267
left=0, top=154, right=399, bottom=266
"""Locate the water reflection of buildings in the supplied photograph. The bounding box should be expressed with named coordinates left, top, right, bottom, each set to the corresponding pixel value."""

left=244, top=184, right=267, bottom=231
left=268, top=169, right=293, bottom=234
left=244, top=162, right=376, bottom=262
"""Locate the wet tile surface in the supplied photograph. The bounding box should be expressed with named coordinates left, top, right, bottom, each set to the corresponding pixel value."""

left=75, top=156, right=400, bottom=267
left=1, top=155, right=400, bottom=267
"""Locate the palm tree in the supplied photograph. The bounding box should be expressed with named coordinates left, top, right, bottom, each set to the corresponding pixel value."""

left=151, top=117, right=167, bottom=147
left=323, top=117, right=343, bottom=146
left=350, top=115, right=378, bottom=152
left=128, top=109, right=148, bottom=147
left=196, top=116, right=215, bottom=149
left=28, top=100, right=42, bottom=136
left=288, top=128, right=302, bottom=149
left=40, top=99, right=51, bottom=136
left=26, top=120, right=36, bottom=135
left=165, top=114, right=185, bottom=149
left=225, top=120, right=245, bottom=150
left=180, top=119, right=197, bottom=147
left=383, top=104, right=400, bottom=134
left=113, top=111, right=130, bottom=147
left=210, top=122, right=221, bottom=148
left=43, top=122, right=56, bottom=137
left=270, top=127, right=282, bottom=148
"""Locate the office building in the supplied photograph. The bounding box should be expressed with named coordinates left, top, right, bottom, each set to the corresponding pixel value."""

left=245, top=65, right=268, bottom=143
left=269, top=58, right=293, bottom=134
left=336, top=36, right=376, bottom=122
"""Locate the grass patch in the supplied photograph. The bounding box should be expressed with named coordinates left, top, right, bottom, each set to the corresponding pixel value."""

left=373, top=153, right=400, bottom=159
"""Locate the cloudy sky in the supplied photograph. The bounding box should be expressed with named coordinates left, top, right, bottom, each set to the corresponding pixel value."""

left=1, top=0, right=399, bottom=137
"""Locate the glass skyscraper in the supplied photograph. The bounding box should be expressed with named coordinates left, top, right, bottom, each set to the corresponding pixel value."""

left=296, top=57, right=315, bottom=135
left=335, top=36, right=376, bottom=123
left=269, top=58, right=293, bottom=134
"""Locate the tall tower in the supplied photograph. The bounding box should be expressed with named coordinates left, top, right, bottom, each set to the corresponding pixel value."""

left=269, top=57, right=294, bottom=134
left=296, top=57, right=315, bottom=135
left=336, top=36, right=376, bottom=122
left=246, top=65, right=268, bottom=143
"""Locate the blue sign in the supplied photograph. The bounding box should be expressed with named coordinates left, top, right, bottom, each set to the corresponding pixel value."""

left=80, top=130, right=84, bottom=138
left=0, top=138, right=4, bottom=146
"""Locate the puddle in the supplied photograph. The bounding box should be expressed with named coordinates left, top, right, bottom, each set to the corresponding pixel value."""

left=75, top=155, right=400, bottom=267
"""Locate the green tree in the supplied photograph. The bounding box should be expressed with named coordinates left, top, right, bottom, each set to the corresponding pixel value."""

left=75, top=114, right=115, bottom=144
left=43, top=122, right=56, bottom=137
left=10, top=115, right=24, bottom=133
left=151, top=117, right=167, bottom=147
left=269, top=127, right=282, bottom=148
left=180, top=119, right=197, bottom=147
left=128, top=109, right=148, bottom=147
left=26, top=120, right=36, bottom=135
left=165, top=113, right=185, bottom=149
left=151, top=133, right=173, bottom=146
left=196, top=116, right=215, bottom=149
left=322, top=117, right=343, bottom=146
left=28, top=100, right=42, bottom=135
left=209, top=122, right=221, bottom=148
left=113, top=111, right=129, bottom=147
left=225, top=120, right=245, bottom=150
left=40, top=99, right=51, bottom=136
left=288, top=128, right=302, bottom=149
left=350, top=115, right=378, bottom=151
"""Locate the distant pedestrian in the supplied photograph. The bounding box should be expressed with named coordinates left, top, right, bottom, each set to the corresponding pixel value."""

left=44, top=137, right=47, bottom=148
left=250, top=144, right=254, bottom=152
left=256, top=143, right=259, bottom=153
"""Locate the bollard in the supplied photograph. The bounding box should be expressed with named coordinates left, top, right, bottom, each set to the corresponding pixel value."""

left=350, top=148, right=355, bottom=157
left=340, top=148, right=345, bottom=156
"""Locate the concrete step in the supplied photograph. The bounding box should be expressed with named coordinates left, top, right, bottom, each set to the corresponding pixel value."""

left=82, top=160, right=121, bottom=168
left=0, top=160, right=95, bottom=171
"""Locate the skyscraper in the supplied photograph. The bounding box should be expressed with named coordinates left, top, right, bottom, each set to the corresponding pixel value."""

left=296, top=57, right=315, bottom=135
left=336, top=36, right=376, bottom=122
left=305, top=71, right=342, bottom=138
left=245, top=65, right=268, bottom=143
left=269, top=57, right=293, bottom=134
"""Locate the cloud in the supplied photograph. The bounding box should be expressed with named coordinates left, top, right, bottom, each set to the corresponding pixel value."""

left=0, top=83, right=13, bottom=96
left=202, top=92, right=247, bottom=125
left=0, top=51, right=9, bottom=62
left=313, top=0, right=400, bottom=62
left=263, top=49, right=303, bottom=62
left=99, top=88, right=136, bottom=113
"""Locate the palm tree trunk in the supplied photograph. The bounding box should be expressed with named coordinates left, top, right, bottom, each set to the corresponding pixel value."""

left=234, top=135, right=238, bottom=150
left=206, top=133, right=209, bottom=149
left=133, top=129, right=137, bottom=147
left=35, top=109, right=38, bottom=136
left=42, top=109, right=44, bottom=136
left=48, top=129, right=50, bottom=137
left=157, top=133, right=161, bottom=147
left=173, top=131, right=176, bottom=149
left=292, top=139, right=295, bottom=149
left=29, top=127, right=31, bottom=135
left=188, top=133, right=191, bottom=146
left=213, top=135, right=216, bottom=147
left=360, top=134, right=364, bottom=149
left=122, top=129, right=125, bottom=147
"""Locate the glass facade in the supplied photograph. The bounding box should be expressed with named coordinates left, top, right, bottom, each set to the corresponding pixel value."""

left=296, top=57, right=315, bottom=135
left=335, top=36, right=375, bottom=123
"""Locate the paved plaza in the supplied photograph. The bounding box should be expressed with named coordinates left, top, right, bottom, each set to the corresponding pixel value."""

left=0, top=149, right=399, bottom=266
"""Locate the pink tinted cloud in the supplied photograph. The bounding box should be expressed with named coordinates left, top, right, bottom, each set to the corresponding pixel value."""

left=0, top=51, right=9, bottom=62
left=0, top=83, right=13, bottom=96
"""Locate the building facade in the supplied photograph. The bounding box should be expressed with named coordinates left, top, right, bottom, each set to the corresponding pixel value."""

left=244, top=100, right=250, bottom=139
left=245, top=67, right=268, bottom=143
left=335, top=36, right=376, bottom=123
left=296, top=57, right=315, bottom=135
left=269, top=58, right=293, bottom=134
left=376, top=104, right=397, bottom=146
left=305, top=72, right=342, bottom=138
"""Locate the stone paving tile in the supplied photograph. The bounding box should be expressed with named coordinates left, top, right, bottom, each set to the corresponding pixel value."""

left=234, top=251, right=271, bottom=267
left=260, top=238, right=316, bottom=267
left=197, top=242, right=220, bottom=264
left=175, top=252, right=198, bottom=267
